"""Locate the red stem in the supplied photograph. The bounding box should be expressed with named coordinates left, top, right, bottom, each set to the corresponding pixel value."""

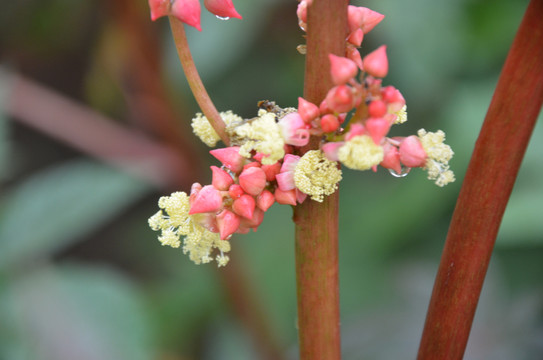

left=417, top=1, right=543, bottom=359
left=293, top=1, right=348, bottom=359
left=168, top=17, right=230, bottom=146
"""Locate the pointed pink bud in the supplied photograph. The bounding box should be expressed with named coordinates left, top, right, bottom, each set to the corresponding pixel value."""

left=347, top=5, right=364, bottom=32
left=382, top=86, right=406, bottom=113
left=216, top=209, right=241, bottom=240
left=280, top=154, right=301, bottom=173
left=320, top=114, right=340, bottom=133
left=363, top=45, right=388, bottom=78
left=239, top=208, right=264, bottom=230
left=189, top=185, right=223, bottom=214
left=399, top=136, right=427, bottom=167
left=238, top=167, right=266, bottom=196
left=380, top=143, right=401, bottom=174
left=325, top=85, right=355, bottom=113
left=319, top=99, right=333, bottom=114
left=228, top=184, right=244, bottom=199
left=296, top=190, right=308, bottom=204
left=368, top=100, right=387, bottom=118
left=329, top=54, right=358, bottom=85
left=204, top=0, right=242, bottom=19
left=321, top=142, right=344, bottom=162
left=211, top=166, right=234, bottom=191
left=232, top=194, right=256, bottom=220
left=345, top=123, right=366, bottom=141
left=210, top=146, right=245, bottom=174
left=278, top=112, right=310, bottom=147
left=171, top=0, right=202, bottom=31
left=347, top=28, right=364, bottom=47
left=261, top=162, right=281, bottom=182
left=298, top=97, right=320, bottom=123
left=274, top=188, right=297, bottom=206
left=243, top=161, right=260, bottom=171
left=276, top=172, right=295, bottom=191
left=148, top=0, right=170, bottom=21
left=296, top=1, right=308, bottom=24
left=346, top=46, right=364, bottom=70
left=365, top=117, right=391, bottom=144
left=256, top=190, right=275, bottom=212
left=359, top=7, right=385, bottom=34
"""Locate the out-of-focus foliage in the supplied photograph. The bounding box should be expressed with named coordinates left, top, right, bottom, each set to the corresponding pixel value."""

left=0, top=0, right=541, bottom=359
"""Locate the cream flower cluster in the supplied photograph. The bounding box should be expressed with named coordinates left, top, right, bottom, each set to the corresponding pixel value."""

left=418, top=129, right=455, bottom=187
left=294, top=150, right=342, bottom=202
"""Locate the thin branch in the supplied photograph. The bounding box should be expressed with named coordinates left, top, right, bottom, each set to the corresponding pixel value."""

left=4, top=72, right=191, bottom=190
left=168, top=17, right=230, bottom=146
left=417, top=1, right=543, bottom=359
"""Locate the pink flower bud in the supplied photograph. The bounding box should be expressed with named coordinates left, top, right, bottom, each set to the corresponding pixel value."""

left=345, top=123, right=366, bottom=141
left=243, top=161, right=260, bottom=171
left=321, top=142, right=344, bottom=162
left=189, top=185, right=223, bottom=214
left=296, top=1, right=308, bottom=24
left=320, top=114, right=340, bottom=133
left=276, top=171, right=295, bottom=191
left=274, top=188, right=297, bottom=206
left=296, top=190, right=308, bottom=204
left=216, top=209, right=241, bottom=240
left=148, top=0, right=170, bottom=21
left=261, top=162, right=281, bottom=182
left=280, top=154, right=301, bottom=173
left=211, top=166, right=234, bottom=191
left=399, top=136, right=427, bottom=167
left=382, top=86, right=406, bottom=112
left=347, top=28, right=364, bottom=47
left=347, top=5, right=364, bottom=32
left=239, top=208, right=264, bottom=230
left=232, top=194, right=256, bottom=220
left=238, top=167, right=266, bottom=196
left=359, top=7, right=385, bottom=34
left=298, top=97, right=320, bottom=123
left=325, top=85, right=355, bottom=113
left=278, top=112, right=310, bottom=147
left=171, top=0, right=202, bottom=31
left=329, top=54, right=358, bottom=85
left=365, top=117, right=391, bottom=144
left=319, top=99, right=332, bottom=114
left=368, top=100, right=387, bottom=118
left=380, top=143, right=401, bottom=174
left=210, top=146, right=245, bottom=174
left=363, top=45, right=388, bottom=78
left=256, top=190, right=275, bottom=212
left=228, top=184, right=244, bottom=199
left=204, top=0, right=242, bottom=19
left=346, top=46, right=364, bottom=70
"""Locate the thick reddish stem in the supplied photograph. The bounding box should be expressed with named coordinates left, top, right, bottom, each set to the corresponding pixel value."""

left=417, top=1, right=543, bottom=359
left=169, top=17, right=230, bottom=146
left=293, top=1, right=348, bottom=359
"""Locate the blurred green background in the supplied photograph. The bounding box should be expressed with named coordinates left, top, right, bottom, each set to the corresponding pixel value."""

left=1, top=0, right=542, bottom=359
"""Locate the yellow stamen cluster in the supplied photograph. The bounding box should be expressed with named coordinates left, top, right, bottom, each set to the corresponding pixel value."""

left=232, top=110, right=285, bottom=165
left=417, top=129, right=455, bottom=187
left=338, top=135, right=384, bottom=171
left=148, top=192, right=231, bottom=266
left=394, top=105, right=407, bottom=124
left=192, top=111, right=243, bottom=147
left=294, top=150, right=342, bottom=202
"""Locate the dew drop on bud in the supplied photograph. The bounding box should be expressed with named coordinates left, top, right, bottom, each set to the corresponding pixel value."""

left=216, top=15, right=230, bottom=20
left=388, top=166, right=411, bottom=178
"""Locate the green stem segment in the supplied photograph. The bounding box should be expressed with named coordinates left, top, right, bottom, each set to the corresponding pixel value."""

left=169, top=17, right=230, bottom=146
left=294, top=1, right=348, bottom=359
left=417, top=1, right=543, bottom=359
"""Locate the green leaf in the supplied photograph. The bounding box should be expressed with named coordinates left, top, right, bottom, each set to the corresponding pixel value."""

left=0, top=264, right=154, bottom=360
left=0, top=160, right=150, bottom=270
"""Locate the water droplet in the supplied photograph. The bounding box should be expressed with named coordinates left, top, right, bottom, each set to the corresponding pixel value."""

left=216, top=15, right=230, bottom=20
left=388, top=166, right=411, bottom=178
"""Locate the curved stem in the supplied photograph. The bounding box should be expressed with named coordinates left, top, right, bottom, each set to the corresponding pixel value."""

left=294, top=1, right=348, bottom=359
left=169, top=17, right=230, bottom=146
left=417, top=1, right=543, bottom=358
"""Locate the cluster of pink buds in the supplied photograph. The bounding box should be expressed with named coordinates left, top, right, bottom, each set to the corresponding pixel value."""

left=149, top=2, right=454, bottom=267
left=148, top=0, right=241, bottom=30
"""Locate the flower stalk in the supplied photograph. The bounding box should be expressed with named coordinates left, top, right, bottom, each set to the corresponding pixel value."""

left=169, top=17, right=230, bottom=145
left=293, top=1, right=348, bottom=359
left=417, top=1, right=543, bottom=358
